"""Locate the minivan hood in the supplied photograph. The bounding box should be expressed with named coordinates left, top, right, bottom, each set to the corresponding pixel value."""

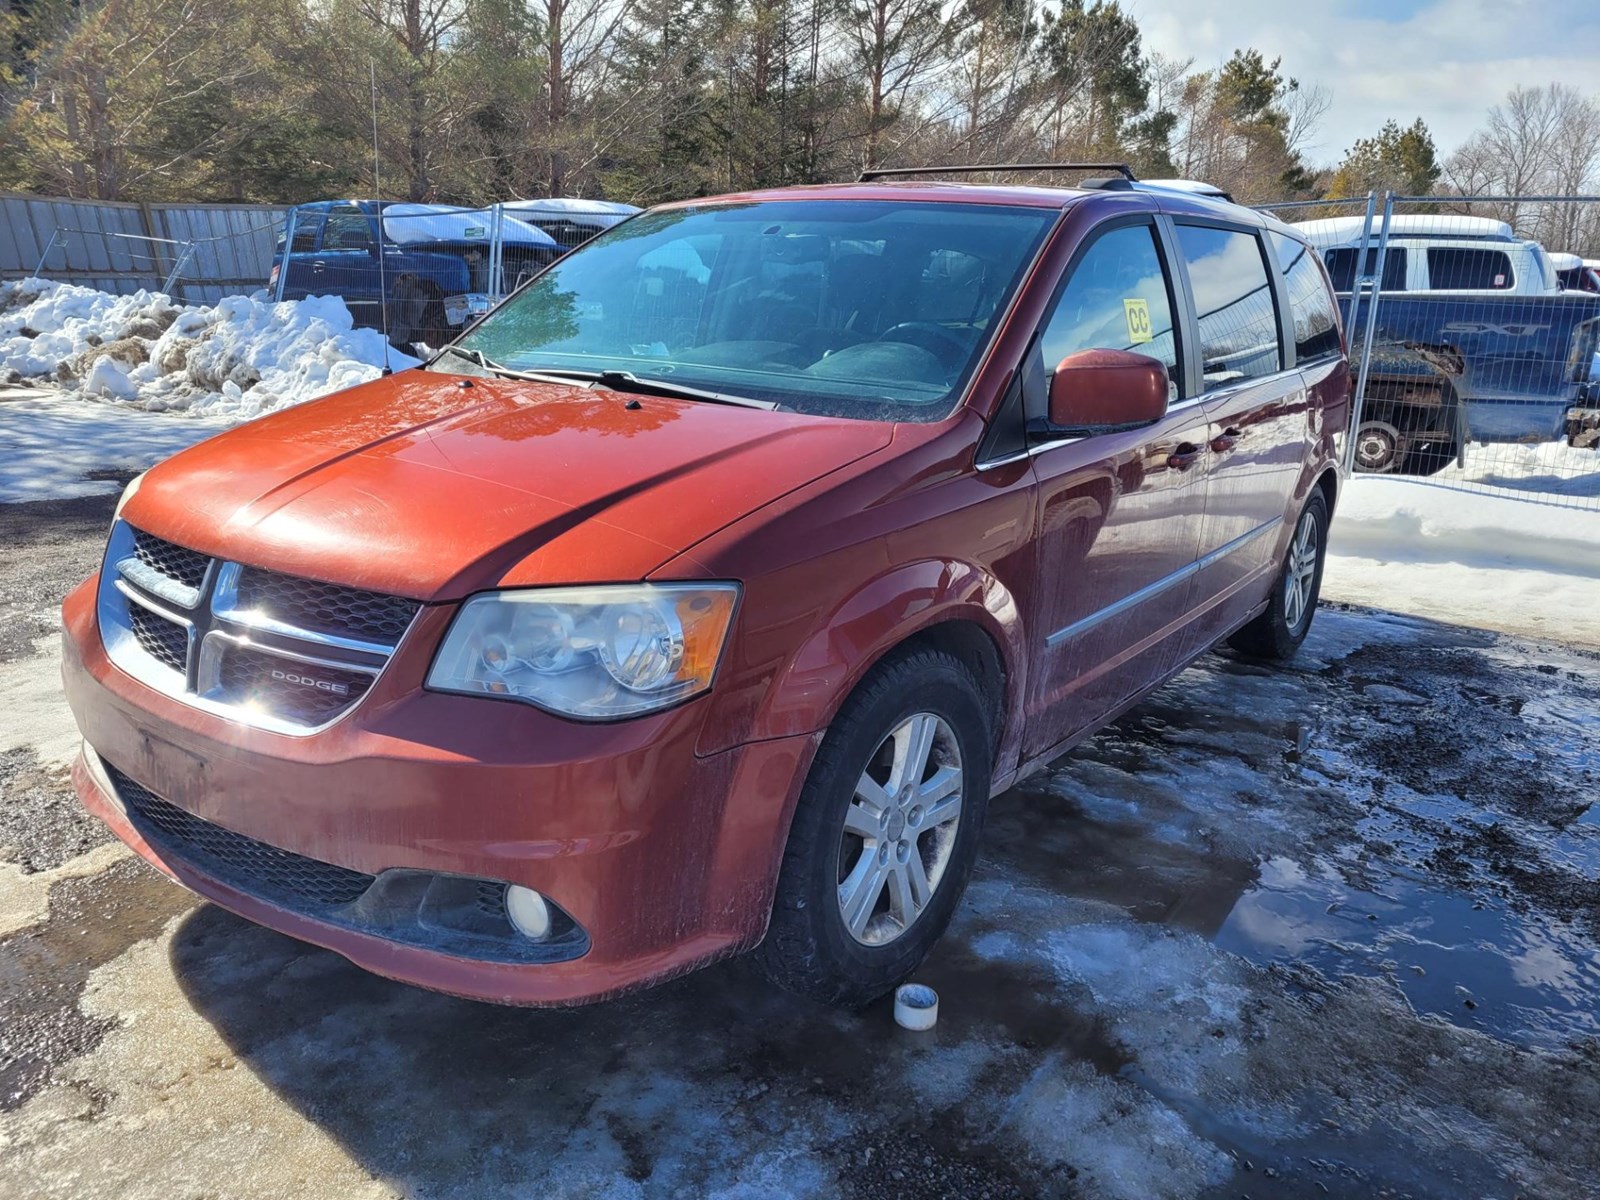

left=122, top=371, right=893, bottom=600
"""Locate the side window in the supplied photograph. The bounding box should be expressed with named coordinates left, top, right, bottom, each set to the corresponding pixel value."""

left=1039, top=223, right=1181, bottom=400
left=1271, top=232, right=1342, bottom=361
left=1175, top=224, right=1282, bottom=390
left=1427, top=247, right=1514, bottom=290
left=1324, top=247, right=1407, bottom=292
left=286, top=212, right=324, bottom=253
left=323, top=206, right=375, bottom=251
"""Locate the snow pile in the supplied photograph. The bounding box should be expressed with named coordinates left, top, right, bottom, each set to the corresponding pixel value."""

left=1423, top=439, right=1600, bottom=501
left=0, top=278, right=418, bottom=420
left=1324, top=470, right=1600, bottom=646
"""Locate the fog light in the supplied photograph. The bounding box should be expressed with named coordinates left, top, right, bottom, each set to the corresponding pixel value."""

left=505, top=885, right=552, bottom=940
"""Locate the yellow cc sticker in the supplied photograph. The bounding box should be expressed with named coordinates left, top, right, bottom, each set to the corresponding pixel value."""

left=1123, top=298, right=1153, bottom=344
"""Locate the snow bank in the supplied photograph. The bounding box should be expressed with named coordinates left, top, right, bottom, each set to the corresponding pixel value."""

left=0, top=278, right=418, bottom=421
left=1324, top=466, right=1600, bottom=647
left=1421, top=439, right=1600, bottom=502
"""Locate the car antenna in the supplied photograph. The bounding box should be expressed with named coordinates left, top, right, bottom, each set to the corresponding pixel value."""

left=370, top=59, right=392, bottom=376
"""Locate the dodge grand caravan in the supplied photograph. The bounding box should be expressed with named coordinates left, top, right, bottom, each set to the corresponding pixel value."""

left=62, top=171, right=1349, bottom=1007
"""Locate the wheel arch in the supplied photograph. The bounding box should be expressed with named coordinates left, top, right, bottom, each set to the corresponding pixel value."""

left=709, top=557, right=1028, bottom=783
left=1314, top=464, right=1338, bottom=517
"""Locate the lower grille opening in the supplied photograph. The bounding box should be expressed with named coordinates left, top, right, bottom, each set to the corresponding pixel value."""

left=104, top=762, right=590, bottom=966
left=111, top=765, right=375, bottom=907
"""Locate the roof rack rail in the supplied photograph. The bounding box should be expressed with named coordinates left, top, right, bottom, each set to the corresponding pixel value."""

left=857, top=162, right=1138, bottom=183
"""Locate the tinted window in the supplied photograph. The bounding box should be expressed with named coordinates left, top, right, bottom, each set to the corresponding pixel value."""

left=1175, top=225, right=1282, bottom=390
left=1038, top=223, right=1181, bottom=403
left=1324, top=247, right=1407, bottom=292
left=282, top=211, right=324, bottom=253
left=324, top=206, right=374, bottom=250
left=1427, top=247, right=1514, bottom=290
left=452, top=201, right=1056, bottom=421
left=1271, top=232, right=1342, bottom=361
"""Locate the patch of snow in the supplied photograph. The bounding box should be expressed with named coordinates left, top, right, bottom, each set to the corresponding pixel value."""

left=1324, top=464, right=1600, bottom=646
left=378, top=203, right=556, bottom=248
left=1, top=278, right=418, bottom=421
left=0, top=395, right=225, bottom=504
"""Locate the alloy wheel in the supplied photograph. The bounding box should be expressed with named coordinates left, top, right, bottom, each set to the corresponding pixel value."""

left=1283, top=508, right=1320, bottom=631
left=836, top=712, right=964, bottom=946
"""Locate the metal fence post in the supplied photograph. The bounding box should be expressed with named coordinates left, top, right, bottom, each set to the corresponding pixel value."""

left=274, top=208, right=296, bottom=303
left=29, top=229, right=62, bottom=279
left=489, top=202, right=504, bottom=302
left=1344, top=191, right=1376, bottom=336
left=1345, top=191, right=1396, bottom=474
left=161, top=241, right=196, bottom=297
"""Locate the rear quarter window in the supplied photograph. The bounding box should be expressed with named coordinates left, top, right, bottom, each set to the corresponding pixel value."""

left=1271, top=232, right=1341, bottom=362
left=1427, top=247, right=1514, bottom=290
left=1324, top=247, right=1407, bottom=292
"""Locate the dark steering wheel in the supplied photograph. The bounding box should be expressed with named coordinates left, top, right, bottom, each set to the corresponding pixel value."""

left=876, top=322, right=970, bottom=369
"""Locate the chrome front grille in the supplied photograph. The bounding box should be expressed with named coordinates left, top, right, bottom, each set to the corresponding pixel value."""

left=132, top=529, right=209, bottom=591
left=232, top=566, right=419, bottom=646
left=98, top=520, right=418, bottom=734
left=214, top=640, right=376, bottom=725
left=127, top=603, right=189, bottom=673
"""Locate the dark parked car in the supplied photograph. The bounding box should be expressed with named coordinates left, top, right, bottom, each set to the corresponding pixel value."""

left=1297, top=216, right=1600, bottom=471
left=268, top=200, right=562, bottom=345
left=65, top=171, right=1348, bottom=1008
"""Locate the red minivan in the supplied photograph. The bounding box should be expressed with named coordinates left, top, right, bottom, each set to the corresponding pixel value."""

left=61, top=172, right=1348, bottom=1007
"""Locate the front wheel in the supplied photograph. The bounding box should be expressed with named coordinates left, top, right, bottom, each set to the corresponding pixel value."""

left=756, top=648, right=992, bottom=1008
left=1228, top=491, right=1329, bottom=662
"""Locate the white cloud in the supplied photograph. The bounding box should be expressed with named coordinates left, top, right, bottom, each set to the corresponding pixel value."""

left=1130, top=0, right=1600, bottom=165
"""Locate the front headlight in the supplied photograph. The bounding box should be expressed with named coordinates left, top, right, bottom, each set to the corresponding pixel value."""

left=426, top=584, right=739, bottom=720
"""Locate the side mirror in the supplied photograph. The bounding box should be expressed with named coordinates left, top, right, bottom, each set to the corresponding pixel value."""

left=1047, top=348, right=1170, bottom=431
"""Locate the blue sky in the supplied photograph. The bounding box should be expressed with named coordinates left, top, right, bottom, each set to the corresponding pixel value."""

left=1132, top=0, right=1600, bottom=163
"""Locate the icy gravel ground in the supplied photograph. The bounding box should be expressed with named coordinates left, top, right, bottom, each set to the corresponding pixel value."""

left=0, top=279, right=416, bottom=419
left=2, top=567, right=1599, bottom=1199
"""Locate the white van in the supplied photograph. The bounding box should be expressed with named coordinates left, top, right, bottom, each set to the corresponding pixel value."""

left=1295, top=215, right=1558, bottom=296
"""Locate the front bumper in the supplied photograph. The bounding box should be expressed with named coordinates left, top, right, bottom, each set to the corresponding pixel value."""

left=61, top=576, right=816, bottom=1005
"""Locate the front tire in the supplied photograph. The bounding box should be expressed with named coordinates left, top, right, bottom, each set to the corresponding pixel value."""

left=1228, top=491, right=1329, bottom=662
left=756, top=647, right=992, bottom=1008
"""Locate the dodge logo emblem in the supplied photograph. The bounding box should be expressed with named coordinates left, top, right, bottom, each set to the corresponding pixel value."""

left=270, top=668, right=350, bottom=696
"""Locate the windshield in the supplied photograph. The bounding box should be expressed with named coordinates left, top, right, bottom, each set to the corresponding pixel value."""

left=443, top=200, right=1057, bottom=421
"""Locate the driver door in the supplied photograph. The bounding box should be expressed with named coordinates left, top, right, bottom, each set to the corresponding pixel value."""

left=1022, top=218, right=1212, bottom=758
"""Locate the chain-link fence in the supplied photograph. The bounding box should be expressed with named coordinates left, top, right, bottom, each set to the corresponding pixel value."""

left=1265, top=191, right=1600, bottom=510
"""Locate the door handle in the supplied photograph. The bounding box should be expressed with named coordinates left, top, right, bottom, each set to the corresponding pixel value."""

left=311, top=260, right=326, bottom=273
left=1210, top=427, right=1242, bottom=454
left=1167, top=443, right=1204, bottom=470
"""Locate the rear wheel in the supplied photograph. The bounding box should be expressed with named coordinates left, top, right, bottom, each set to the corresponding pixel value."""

left=1353, top=420, right=1404, bottom=473
left=1228, top=491, right=1329, bottom=662
left=756, top=648, right=992, bottom=1008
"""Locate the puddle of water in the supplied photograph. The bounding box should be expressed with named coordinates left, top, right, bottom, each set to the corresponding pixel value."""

left=1215, top=854, right=1600, bottom=1049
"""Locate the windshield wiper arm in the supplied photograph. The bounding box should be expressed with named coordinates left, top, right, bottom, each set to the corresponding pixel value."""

left=432, top=346, right=586, bottom=387
left=530, top=367, right=778, bottom=411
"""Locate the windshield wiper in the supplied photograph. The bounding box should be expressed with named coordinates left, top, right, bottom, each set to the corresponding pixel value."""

left=432, top=346, right=585, bottom=387
left=529, top=367, right=778, bottom=411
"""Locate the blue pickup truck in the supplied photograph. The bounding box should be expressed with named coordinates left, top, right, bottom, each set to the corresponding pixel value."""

left=267, top=201, right=578, bottom=347
left=1296, top=214, right=1600, bottom=472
